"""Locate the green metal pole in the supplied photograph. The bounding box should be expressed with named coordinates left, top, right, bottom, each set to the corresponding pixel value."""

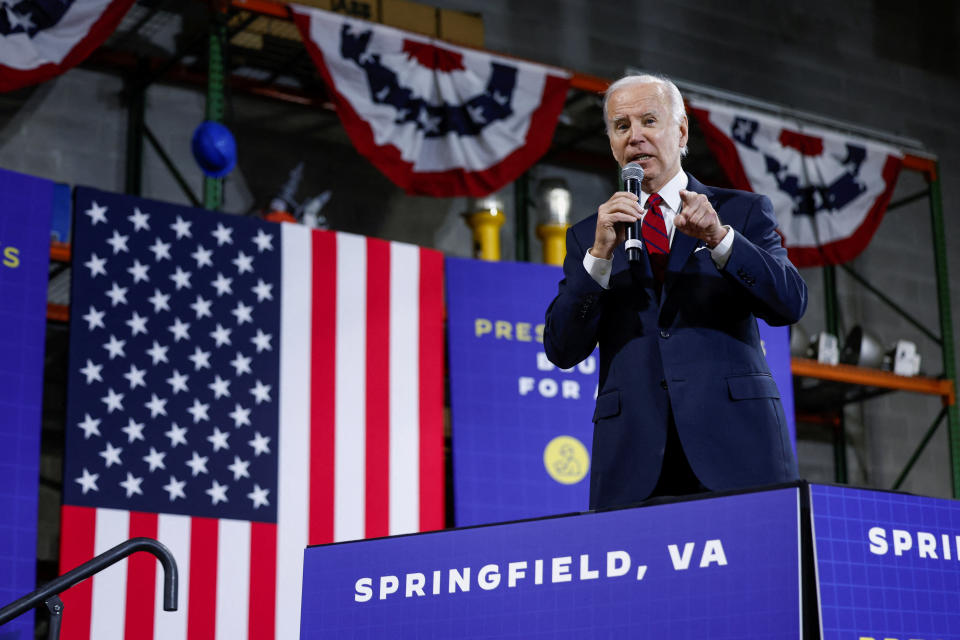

left=892, top=407, right=947, bottom=490
left=514, top=172, right=530, bottom=262
left=203, top=9, right=227, bottom=211
left=823, top=265, right=848, bottom=483
left=926, top=165, right=960, bottom=497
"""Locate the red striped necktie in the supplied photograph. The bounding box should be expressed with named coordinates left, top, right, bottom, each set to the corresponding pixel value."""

left=644, top=193, right=669, bottom=283
left=643, top=193, right=669, bottom=254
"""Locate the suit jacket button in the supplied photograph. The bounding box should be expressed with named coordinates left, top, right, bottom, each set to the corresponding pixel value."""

left=660, top=379, right=668, bottom=390
left=659, top=329, right=670, bottom=338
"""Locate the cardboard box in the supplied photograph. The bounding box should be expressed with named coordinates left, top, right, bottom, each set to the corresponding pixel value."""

left=438, top=8, right=483, bottom=48
left=381, top=0, right=437, bottom=37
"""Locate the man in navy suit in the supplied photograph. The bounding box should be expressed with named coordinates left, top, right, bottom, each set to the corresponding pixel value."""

left=544, top=74, right=807, bottom=510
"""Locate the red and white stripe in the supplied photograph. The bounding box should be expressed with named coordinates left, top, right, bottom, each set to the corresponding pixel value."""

left=0, top=0, right=137, bottom=92
left=58, top=226, right=446, bottom=639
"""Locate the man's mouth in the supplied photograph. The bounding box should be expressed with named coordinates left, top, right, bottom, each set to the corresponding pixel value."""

left=631, top=154, right=653, bottom=162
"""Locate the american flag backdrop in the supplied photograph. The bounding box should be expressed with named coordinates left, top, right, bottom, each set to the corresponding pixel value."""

left=60, top=186, right=445, bottom=639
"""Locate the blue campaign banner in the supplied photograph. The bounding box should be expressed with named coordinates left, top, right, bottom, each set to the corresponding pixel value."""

left=300, top=487, right=802, bottom=639
left=810, top=484, right=960, bottom=640
left=446, top=258, right=597, bottom=526
left=0, top=168, right=54, bottom=637
left=446, top=256, right=797, bottom=527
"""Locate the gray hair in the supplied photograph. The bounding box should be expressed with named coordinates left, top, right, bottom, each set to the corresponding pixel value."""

left=602, top=73, right=688, bottom=156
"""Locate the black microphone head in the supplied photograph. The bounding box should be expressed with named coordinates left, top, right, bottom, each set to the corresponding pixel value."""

left=621, top=162, right=644, bottom=183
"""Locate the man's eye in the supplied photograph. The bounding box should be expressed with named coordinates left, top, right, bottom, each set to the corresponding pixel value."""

left=616, top=122, right=629, bottom=131
left=643, top=118, right=656, bottom=126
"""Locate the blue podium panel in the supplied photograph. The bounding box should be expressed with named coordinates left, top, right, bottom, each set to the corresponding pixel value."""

left=301, top=488, right=801, bottom=639
left=810, top=484, right=960, bottom=640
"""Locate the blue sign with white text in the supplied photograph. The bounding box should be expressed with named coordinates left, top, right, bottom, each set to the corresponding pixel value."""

left=446, top=257, right=796, bottom=527
left=300, top=487, right=802, bottom=639
left=0, top=167, right=53, bottom=638
left=811, top=484, right=960, bottom=640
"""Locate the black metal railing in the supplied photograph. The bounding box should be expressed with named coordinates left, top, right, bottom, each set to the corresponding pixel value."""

left=0, top=537, right=178, bottom=640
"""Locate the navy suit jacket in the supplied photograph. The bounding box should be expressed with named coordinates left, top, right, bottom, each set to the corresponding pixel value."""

left=544, top=174, right=807, bottom=510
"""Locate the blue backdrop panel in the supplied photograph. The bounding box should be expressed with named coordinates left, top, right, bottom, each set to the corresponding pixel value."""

left=0, top=168, right=53, bottom=636
left=811, top=484, right=960, bottom=639
left=447, top=258, right=597, bottom=526
left=301, top=487, right=802, bottom=639
left=446, top=256, right=796, bottom=527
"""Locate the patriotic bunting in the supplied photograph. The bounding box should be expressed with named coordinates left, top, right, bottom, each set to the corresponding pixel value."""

left=290, top=4, right=571, bottom=197
left=0, top=0, right=135, bottom=92
left=689, top=97, right=903, bottom=267
left=60, top=187, right=445, bottom=639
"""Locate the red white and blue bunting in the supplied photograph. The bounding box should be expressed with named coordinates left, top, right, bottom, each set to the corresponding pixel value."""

left=689, top=98, right=903, bottom=267
left=290, top=5, right=571, bottom=197
left=0, top=0, right=135, bottom=92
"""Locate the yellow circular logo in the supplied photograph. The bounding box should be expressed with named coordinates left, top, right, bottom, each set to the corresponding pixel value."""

left=543, top=436, right=590, bottom=485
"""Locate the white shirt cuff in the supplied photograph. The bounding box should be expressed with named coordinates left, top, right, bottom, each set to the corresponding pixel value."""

left=582, top=249, right=612, bottom=289
left=710, top=226, right=735, bottom=269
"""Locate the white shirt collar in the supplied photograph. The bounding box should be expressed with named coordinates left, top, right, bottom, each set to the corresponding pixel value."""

left=640, top=168, right=687, bottom=213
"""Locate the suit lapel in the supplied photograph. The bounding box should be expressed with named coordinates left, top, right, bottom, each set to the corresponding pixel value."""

left=663, top=173, right=713, bottom=296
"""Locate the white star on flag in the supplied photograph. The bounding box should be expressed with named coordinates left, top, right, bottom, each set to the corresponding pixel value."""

left=77, top=414, right=101, bottom=439
left=170, top=215, right=193, bottom=239
left=163, top=476, right=187, bottom=501
left=105, top=282, right=128, bottom=306
left=125, top=311, right=149, bottom=336
left=80, top=359, right=103, bottom=384
left=248, top=431, right=271, bottom=456
left=247, top=484, right=270, bottom=509
left=82, top=306, right=106, bottom=330
left=192, top=244, right=214, bottom=268
left=211, top=223, right=233, bottom=246
left=100, top=388, right=125, bottom=413
left=148, top=237, right=172, bottom=261
left=75, top=468, right=100, bottom=495
left=119, top=472, right=143, bottom=498
left=206, top=479, right=229, bottom=505
left=147, top=288, right=171, bottom=312
left=185, top=451, right=209, bottom=476
left=165, top=423, right=188, bottom=448
left=128, top=208, right=150, bottom=231
left=85, top=202, right=108, bottom=225
left=251, top=228, right=273, bottom=252
left=106, top=230, right=129, bottom=254
left=207, top=427, right=230, bottom=452
left=99, top=442, right=123, bottom=468
left=126, top=260, right=150, bottom=283
left=142, top=447, right=167, bottom=472
left=84, top=253, right=107, bottom=278
left=121, top=418, right=145, bottom=443
left=123, top=364, right=147, bottom=389
left=166, top=369, right=189, bottom=394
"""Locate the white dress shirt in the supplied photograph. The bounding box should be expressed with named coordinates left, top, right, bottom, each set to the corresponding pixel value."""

left=582, top=169, right=735, bottom=289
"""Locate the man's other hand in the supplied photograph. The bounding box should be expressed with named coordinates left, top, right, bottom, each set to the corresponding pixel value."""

left=675, top=189, right=728, bottom=248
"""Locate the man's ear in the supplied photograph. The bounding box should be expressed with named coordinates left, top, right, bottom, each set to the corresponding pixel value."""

left=678, top=115, right=689, bottom=150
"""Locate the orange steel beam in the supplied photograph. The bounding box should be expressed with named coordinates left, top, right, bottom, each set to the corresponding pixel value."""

left=792, top=357, right=955, bottom=406
left=51, top=241, right=71, bottom=262
left=902, top=153, right=937, bottom=182
left=47, top=303, right=69, bottom=323
left=231, top=0, right=286, bottom=17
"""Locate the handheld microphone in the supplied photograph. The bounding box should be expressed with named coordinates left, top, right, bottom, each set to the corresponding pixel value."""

left=621, top=162, right=645, bottom=262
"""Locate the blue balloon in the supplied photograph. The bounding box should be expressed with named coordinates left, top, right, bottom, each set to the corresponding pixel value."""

left=191, top=121, right=237, bottom=178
